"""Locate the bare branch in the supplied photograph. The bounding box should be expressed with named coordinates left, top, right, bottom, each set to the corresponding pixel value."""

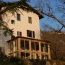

left=41, top=11, right=65, bottom=27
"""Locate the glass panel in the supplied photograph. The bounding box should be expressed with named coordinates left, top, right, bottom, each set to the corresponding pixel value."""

left=27, top=30, right=32, bottom=37
left=26, top=53, right=30, bottom=59
left=17, top=14, right=20, bottom=21
left=45, top=44, right=48, bottom=52
left=20, top=40, right=25, bottom=50
left=21, top=52, right=25, bottom=58
left=35, top=42, right=39, bottom=51
left=41, top=43, right=44, bottom=52
left=11, top=20, right=15, bottom=24
left=25, top=40, right=29, bottom=50
left=31, top=42, right=35, bottom=51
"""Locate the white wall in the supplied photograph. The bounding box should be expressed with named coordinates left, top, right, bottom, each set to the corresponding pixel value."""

left=2, top=8, right=41, bottom=39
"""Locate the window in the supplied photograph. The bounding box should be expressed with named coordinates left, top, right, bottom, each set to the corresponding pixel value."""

left=21, top=52, right=30, bottom=59
left=31, top=42, right=39, bottom=51
left=35, top=42, right=39, bottom=51
left=27, top=30, right=32, bottom=37
left=20, top=40, right=25, bottom=50
left=25, top=40, right=29, bottom=50
left=41, top=43, right=44, bottom=52
left=20, top=40, right=29, bottom=50
left=11, top=20, right=15, bottom=24
left=17, top=14, right=20, bottom=21
left=17, top=31, right=22, bottom=36
left=31, top=42, right=35, bottom=50
left=28, top=17, right=32, bottom=24
left=41, top=43, right=48, bottom=52
left=45, top=44, right=48, bottom=52
left=27, top=30, right=35, bottom=38
left=42, top=55, right=48, bottom=60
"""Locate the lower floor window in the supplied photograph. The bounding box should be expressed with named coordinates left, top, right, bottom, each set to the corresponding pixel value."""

left=21, top=52, right=30, bottom=59
left=42, top=55, right=48, bottom=60
left=20, top=40, right=29, bottom=50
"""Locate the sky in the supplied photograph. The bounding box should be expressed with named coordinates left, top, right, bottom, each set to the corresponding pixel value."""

left=3, top=0, right=65, bottom=31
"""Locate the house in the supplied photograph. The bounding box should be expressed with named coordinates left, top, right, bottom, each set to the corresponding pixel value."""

left=0, top=2, right=51, bottom=59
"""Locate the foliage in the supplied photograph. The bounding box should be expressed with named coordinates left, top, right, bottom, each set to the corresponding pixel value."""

left=34, top=0, right=65, bottom=31
left=0, top=52, right=28, bottom=65
left=0, top=0, right=31, bottom=36
left=9, top=56, right=28, bottom=65
left=30, top=59, right=46, bottom=65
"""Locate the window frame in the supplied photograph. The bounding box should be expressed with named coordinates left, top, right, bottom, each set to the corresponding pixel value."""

left=17, top=13, right=20, bottom=21
left=27, top=30, right=35, bottom=38
left=28, top=17, right=32, bottom=24
left=11, top=20, right=15, bottom=24
left=17, top=31, right=22, bottom=36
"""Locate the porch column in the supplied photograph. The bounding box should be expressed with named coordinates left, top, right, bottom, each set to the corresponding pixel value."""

left=48, top=44, right=51, bottom=59
left=39, top=42, right=41, bottom=59
left=29, top=40, right=31, bottom=59
left=18, top=38, right=21, bottom=58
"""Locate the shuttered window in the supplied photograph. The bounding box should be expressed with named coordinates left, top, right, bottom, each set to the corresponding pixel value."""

left=27, top=30, right=35, bottom=38
left=17, top=31, right=22, bottom=36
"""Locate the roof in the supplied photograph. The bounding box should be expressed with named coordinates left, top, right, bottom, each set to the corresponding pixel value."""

left=0, top=1, right=44, bottom=19
left=24, top=2, right=44, bottom=19
left=7, top=36, right=50, bottom=43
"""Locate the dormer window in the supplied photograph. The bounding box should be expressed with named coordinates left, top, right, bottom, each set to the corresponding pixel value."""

left=28, top=17, right=32, bottom=24
left=17, top=14, right=20, bottom=21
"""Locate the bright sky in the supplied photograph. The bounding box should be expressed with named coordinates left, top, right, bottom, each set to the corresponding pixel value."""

left=3, top=0, right=65, bottom=31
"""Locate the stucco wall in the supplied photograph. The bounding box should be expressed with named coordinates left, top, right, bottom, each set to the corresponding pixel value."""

left=2, top=8, right=41, bottom=39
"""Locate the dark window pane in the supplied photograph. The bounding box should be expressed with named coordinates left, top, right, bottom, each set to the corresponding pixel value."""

left=11, top=20, right=15, bottom=24
left=45, top=44, right=48, bottom=52
left=25, top=40, right=29, bottom=50
left=26, top=53, right=30, bottom=58
left=17, top=14, right=20, bottom=21
left=21, top=52, right=25, bottom=58
left=17, top=31, right=22, bottom=36
left=35, top=42, right=39, bottom=51
left=41, top=43, right=44, bottom=52
left=28, top=17, right=32, bottom=24
left=31, top=42, right=35, bottom=50
left=27, top=30, right=32, bottom=37
left=20, top=40, right=25, bottom=50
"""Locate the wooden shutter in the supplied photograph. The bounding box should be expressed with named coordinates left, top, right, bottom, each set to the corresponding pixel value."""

left=33, top=31, right=35, bottom=38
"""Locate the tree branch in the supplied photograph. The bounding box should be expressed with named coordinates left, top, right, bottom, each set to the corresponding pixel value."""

left=41, top=12, right=65, bottom=27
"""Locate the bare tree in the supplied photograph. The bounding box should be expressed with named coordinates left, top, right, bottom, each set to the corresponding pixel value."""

left=34, top=0, right=65, bottom=31
left=0, top=0, right=31, bottom=36
left=41, top=28, right=65, bottom=60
